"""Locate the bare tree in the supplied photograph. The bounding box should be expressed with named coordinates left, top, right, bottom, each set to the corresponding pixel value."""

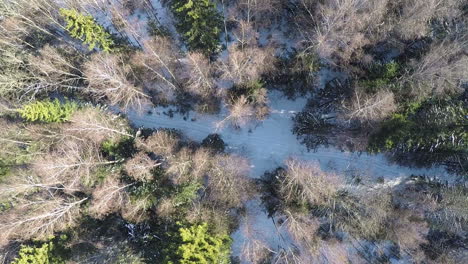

left=235, top=0, right=283, bottom=26
left=308, top=0, right=388, bottom=65
left=180, top=52, right=217, bottom=100
left=219, top=45, right=275, bottom=85
left=121, top=195, right=152, bottom=223
left=205, top=154, right=251, bottom=209
left=343, top=89, right=397, bottom=124
left=64, top=107, right=132, bottom=144
left=217, top=95, right=255, bottom=129
left=280, top=158, right=343, bottom=206
left=28, top=45, right=84, bottom=92
left=393, top=0, right=463, bottom=39
left=32, top=139, right=115, bottom=190
left=283, top=211, right=321, bottom=256
left=166, top=147, right=195, bottom=184
left=0, top=0, right=65, bottom=42
left=131, top=37, right=182, bottom=103
left=239, top=214, right=273, bottom=264
left=231, top=20, right=259, bottom=49
left=136, top=130, right=180, bottom=156
left=0, top=195, right=86, bottom=246
left=405, top=39, right=468, bottom=98
left=89, top=174, right=132, bottom=219
left=124, top=152, right=160, bottom=181
left=84, top=53, right=150, bottom=111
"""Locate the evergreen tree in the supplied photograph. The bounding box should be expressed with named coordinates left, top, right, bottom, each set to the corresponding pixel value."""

left=11, top=241, right=65, bottom=264
left=172, top=0, right=222, bottom=55
left=60, top=8, right=114, bottom=52
left=369, top=98, right=467, bottom=160
left=19, top=99, right=78, bottom=123
left=167, top=223, right=231, bottom=264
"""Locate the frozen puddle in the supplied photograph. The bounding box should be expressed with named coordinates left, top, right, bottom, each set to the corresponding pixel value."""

left=125, top=90, right=458, bottom=262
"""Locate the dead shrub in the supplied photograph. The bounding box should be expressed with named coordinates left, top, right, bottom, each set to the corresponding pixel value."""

left=389, top=210, right=428, bottom=253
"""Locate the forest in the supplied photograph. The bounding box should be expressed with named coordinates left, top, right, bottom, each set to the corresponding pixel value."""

left=0, top=0, right=466, bottom=263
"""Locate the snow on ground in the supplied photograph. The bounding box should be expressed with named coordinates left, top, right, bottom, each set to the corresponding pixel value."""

left=231, top=198, right=296, bottom=259
left=125, top=90, right=459, bottom=263
left=127, top=90, right=455, bottom=183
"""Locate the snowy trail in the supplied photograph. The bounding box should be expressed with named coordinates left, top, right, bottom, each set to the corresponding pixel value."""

left=127, top=91, right=453, bottom=183
left=126, top=91, right=457, bottom=262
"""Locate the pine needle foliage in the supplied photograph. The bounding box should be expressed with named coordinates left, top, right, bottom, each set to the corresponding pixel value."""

left=168, top=222, right=231, bottom=264
left=60, top=8, right=114, bottom=52
left=11, top=241, right=65, bottom=264
left=369, top=98, right=467, bottom=155
left=19, top=99, right=78, bottom=123
left=172, top=0, right=222, bottom=55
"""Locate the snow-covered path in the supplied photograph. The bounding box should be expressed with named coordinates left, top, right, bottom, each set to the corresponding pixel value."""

left=126, top=91, right=457, bottom=263
left=127, top=91, right=453, bottom=183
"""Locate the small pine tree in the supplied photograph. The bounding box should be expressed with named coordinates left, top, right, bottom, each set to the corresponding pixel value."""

left=19, top=99, right=78, bottom=123
left=11, top=241, right=65, bottom=264
left=60, top=8, right=114, bottom=52
left=172, top=0, right=222, bottom=55
left=168, top=223, right=231, bottom=264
